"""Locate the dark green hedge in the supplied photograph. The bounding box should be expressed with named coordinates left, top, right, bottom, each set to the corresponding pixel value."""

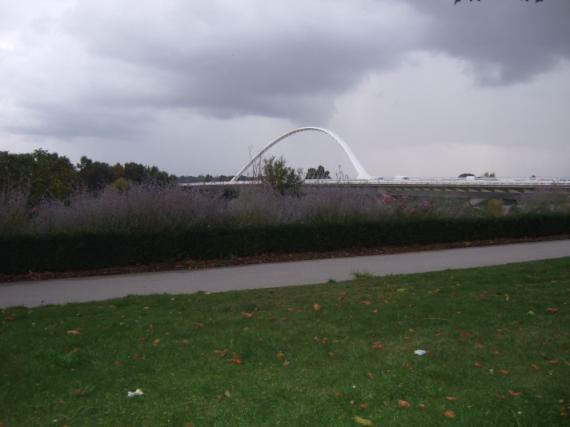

left=1, top=214, right=569, bottom=274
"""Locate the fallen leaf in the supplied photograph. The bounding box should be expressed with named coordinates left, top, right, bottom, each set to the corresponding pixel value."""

left=114, top=360, right=124, bottom=367
left=508, top=390, right=522, bottom=397
left=241, top=311, right=254, bottom=319
left=335, top=391, right=342, bottom=399
left=74, top=389, right=88, bottom=397
left=132, top=354, right=144, bottom=361
left=443, top=410, right=456, bottom=418
left=498, top=369, right=510, bottom=376
left=185, top=423, right=193, bottom=427
left=354, top=415, right=373, bottom=426
left=361, top=300, right=373, bottom=305
left=547, top=359, right=560, bottom=365
left=224, top=390, right=231, bottom=398
left=359, top=403, right=369, bottom=410
left=367, top=372, right=374, bottom=380
left=474, top=361, right=483, bottom=368
left=276, top=351, right=286, bottom=361
left=4, top=315, right=15, bottom=321
left=446, top=396, right=459, bottom=401
left=418, top=403, right=427, bottom=411
left=547, top=307, right=559, bottom=314
left=398, top=400, right=411, bottom=409
left=313, top=303, right=321, bottom=311
left=66, top=329, right=81, bottom=336
left=193, top=322, right=204, bottom=329
left=229, top=352, right=241, bottom=366
left=152, top=339, right=160, bottom=348
left=531, top=364, right=541, bottom=372
left=372, top=309, right=379, bottom=314
left=371, top=341, right=384, bottom=350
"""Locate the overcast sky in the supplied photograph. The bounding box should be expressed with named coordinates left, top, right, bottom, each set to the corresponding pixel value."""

left=1, top=0, right=569, bottom=178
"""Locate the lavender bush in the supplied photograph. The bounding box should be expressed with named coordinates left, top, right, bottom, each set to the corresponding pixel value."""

left=1, top=184, right=568, bottom=236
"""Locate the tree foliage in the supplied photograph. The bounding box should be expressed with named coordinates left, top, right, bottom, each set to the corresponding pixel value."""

left=1, top=149, right=176, bottom=205
left=261, top=156, right=304, bottom=195
left=305, top=165, right=331, bottom=180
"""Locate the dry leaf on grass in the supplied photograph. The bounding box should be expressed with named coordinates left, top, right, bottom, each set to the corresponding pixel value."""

left=508, top=390, right=522, bottom=397
left=446, top=396, right=459, bottom=401
left=443, top=410, right=456, bottom=418
left=547, top=307, right=559, bottom=314
left=313, top=303, right=321, bottom=311
left=354, top=415, right=373, bottom=426
left=66, top=329, right=81, bottom=335
left=228, top=352, right=241, bottom=366
left=398, top=400, right=411, bottom=409
left=241, top=311, right=254, bottom=319
left=371, top=341, right=384, bottom=350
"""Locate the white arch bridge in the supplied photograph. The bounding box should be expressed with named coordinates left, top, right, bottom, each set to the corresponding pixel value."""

left=185, top=126, right=570, bottom=202
left=230, top=126, right=372, bottom=182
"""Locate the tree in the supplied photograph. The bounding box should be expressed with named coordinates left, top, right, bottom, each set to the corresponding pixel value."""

left=123, top=162, right=176, bottom=185
left=77, top=156, right=115, bottom=192
left=305, top=165, right=331, bottom=180
left=28, top=149, right=80, bottom=205
left=261, top=156, right=303, bottom=195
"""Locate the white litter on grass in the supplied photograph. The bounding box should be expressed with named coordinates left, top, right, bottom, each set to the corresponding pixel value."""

left=127, top=389, right=144, bottom=397
left=414, top=349, right=427, bottom=356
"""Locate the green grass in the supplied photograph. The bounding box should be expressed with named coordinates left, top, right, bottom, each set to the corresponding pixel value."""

left=1, top=259, right=570, bottom=426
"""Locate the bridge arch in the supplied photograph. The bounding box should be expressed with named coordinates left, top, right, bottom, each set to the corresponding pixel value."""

left=230, top=127, right=372, bottom=182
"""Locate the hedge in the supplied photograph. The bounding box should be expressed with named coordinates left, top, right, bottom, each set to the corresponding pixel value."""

left=1, top=213, right=569, bottom=274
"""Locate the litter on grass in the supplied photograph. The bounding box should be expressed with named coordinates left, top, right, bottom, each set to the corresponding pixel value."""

left=127, top=389, right=144, bottom=397
left=414, top=349, right=428, bottom=356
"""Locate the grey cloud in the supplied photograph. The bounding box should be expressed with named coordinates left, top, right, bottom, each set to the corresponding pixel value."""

left=407, top=0, right=570, bottom=84
left=59, top=0, right=420, bottom=122
left=2, top=0, right=570, bottom=141
left=7, top=103, right=153, bottom=139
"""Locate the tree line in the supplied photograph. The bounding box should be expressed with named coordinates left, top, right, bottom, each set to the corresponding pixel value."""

left=1, top=149, right=334, bottom=204
left=0, top=149, right=176, bottom=205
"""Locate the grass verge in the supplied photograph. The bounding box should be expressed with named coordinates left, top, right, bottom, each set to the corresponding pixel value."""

left=1, top=259, right=569, bottom=426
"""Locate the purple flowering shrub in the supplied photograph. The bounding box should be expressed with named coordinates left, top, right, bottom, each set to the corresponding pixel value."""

left=0, top=184, right=567, bottom=236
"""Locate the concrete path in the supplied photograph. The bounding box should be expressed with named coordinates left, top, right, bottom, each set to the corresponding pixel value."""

left=1, top=240, right=569, bottom=309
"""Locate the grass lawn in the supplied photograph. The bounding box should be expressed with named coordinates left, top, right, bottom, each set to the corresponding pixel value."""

left=1, top=259, right=569, bottom=426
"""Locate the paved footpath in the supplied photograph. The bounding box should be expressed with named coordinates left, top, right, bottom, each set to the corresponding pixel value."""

left=2, top=240, right=569, bottom=309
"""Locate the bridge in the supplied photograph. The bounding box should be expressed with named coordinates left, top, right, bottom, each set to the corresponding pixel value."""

left=186, top=126, right=570, bottom=204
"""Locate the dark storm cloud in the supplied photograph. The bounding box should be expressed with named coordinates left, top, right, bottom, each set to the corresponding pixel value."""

left=407, top=0, right=570, bottom=84
left=3, top=0, right=570, bottom=139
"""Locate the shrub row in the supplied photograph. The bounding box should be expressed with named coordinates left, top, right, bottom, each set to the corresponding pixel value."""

left=2, top=213, right=569, bottom=274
